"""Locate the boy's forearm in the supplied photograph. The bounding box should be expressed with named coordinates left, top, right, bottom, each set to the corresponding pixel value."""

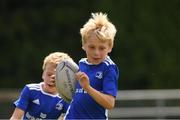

left=85, top=86, right=115, bottom=109
left=58, top=113, right=65, bottom=120
left=10, top=107, right=24, bottom=120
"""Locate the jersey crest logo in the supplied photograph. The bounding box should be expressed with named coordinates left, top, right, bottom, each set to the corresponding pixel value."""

left=32, top=99, right=40, bottom=105
left=56, top=100, right=63, bottom=110
left=95, top=71, right=103, bottom=79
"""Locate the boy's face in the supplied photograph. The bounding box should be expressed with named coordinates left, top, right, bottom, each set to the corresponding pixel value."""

left=82, top=33, right=112, bottom=65
left=42, top=63, right=57, bottom=94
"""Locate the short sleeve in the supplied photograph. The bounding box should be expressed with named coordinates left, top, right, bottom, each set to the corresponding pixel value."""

left=14, top=85, right=30, bottom=111
left=103, top=65, right=119, bottom=97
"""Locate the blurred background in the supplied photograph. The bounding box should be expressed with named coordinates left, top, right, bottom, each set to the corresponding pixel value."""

left=0, top=0, right=180, bottom=119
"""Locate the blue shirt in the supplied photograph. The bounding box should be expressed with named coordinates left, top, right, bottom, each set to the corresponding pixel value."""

left=65, top=56, right=119, bottom=119
left=14, top=82, right=69, bottom=119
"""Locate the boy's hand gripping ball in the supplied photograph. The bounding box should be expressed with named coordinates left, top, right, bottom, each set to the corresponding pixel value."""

left=55, top=59, right=79, bottom=103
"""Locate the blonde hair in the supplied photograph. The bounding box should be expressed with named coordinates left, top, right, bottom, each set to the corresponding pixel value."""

left=42, top=52, right=73, bottom=70
left=80, top=12, right=116, bottom=48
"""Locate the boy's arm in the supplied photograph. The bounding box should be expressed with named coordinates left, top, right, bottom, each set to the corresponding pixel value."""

left=58, top=113, right=65, bottom=120
left=10, top=107, right=24, bottom=120
left=76, top=72, right=115, bottom=109
left=85, top=85, right=115, bottom=109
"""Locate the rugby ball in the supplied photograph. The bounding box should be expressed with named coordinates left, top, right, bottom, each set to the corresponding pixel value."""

left=55, top=59, right=79, bottom=103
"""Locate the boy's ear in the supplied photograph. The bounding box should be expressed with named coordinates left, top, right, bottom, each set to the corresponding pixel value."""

left=82, top=46, right=85, bottom=51
left=42, top=74, right=44, bottom=80
left=42, top=72, right=45, bottom=80
left=108, top=47, right=112, bottom=53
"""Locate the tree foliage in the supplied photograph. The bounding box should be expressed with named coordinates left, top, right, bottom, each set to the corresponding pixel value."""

left=0, top=0, right=179, bottom=89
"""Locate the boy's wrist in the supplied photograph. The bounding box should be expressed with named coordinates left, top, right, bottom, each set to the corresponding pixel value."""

left=84, top=85, right=91, bottom=92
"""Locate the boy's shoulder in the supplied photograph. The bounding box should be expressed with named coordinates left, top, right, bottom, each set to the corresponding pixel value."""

left=25, top=82, right=42, bottom=90
left=79, top=57, right=116, bottom=67
left=79, top=58, right=87, bottom=63
left=102, top=56, right=116, bottom=66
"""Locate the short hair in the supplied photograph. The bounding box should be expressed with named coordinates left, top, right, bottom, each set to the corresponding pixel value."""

left=80, top=12, right=116, bottom=48
left=42, top=52, right=73, bottom=70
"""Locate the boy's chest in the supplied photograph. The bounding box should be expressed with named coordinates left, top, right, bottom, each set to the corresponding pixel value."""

left=81, top=66, right=104, bottom=89
left=27, top=93, right=63, bottom=117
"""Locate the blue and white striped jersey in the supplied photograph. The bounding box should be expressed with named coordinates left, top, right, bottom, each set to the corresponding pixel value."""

left=14, top=82, right=69, bottom=120
left=65, top=56, right=119, bottom=120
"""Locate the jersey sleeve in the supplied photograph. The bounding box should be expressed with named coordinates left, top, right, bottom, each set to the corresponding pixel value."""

left=103, top=65, right=119, bottom=97
left=14, top=85, right=31, bottom=111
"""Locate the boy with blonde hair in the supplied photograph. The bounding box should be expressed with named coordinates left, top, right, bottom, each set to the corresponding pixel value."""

left=64, top=12, right=119, bottom=119
left=10, top=52, right=73, bottom=120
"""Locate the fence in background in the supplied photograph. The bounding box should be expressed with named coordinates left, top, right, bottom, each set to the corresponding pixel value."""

left=0, top=89, right=21, bottom=118
left=109, top=89, right=180, bottom=119
left=1, top=89, right=180, bottom=119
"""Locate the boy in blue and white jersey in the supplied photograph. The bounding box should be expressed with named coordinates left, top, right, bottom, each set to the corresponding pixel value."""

left=65, top=12, right=119, bottom=119
left=10, top=52, right=74, bottom=120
